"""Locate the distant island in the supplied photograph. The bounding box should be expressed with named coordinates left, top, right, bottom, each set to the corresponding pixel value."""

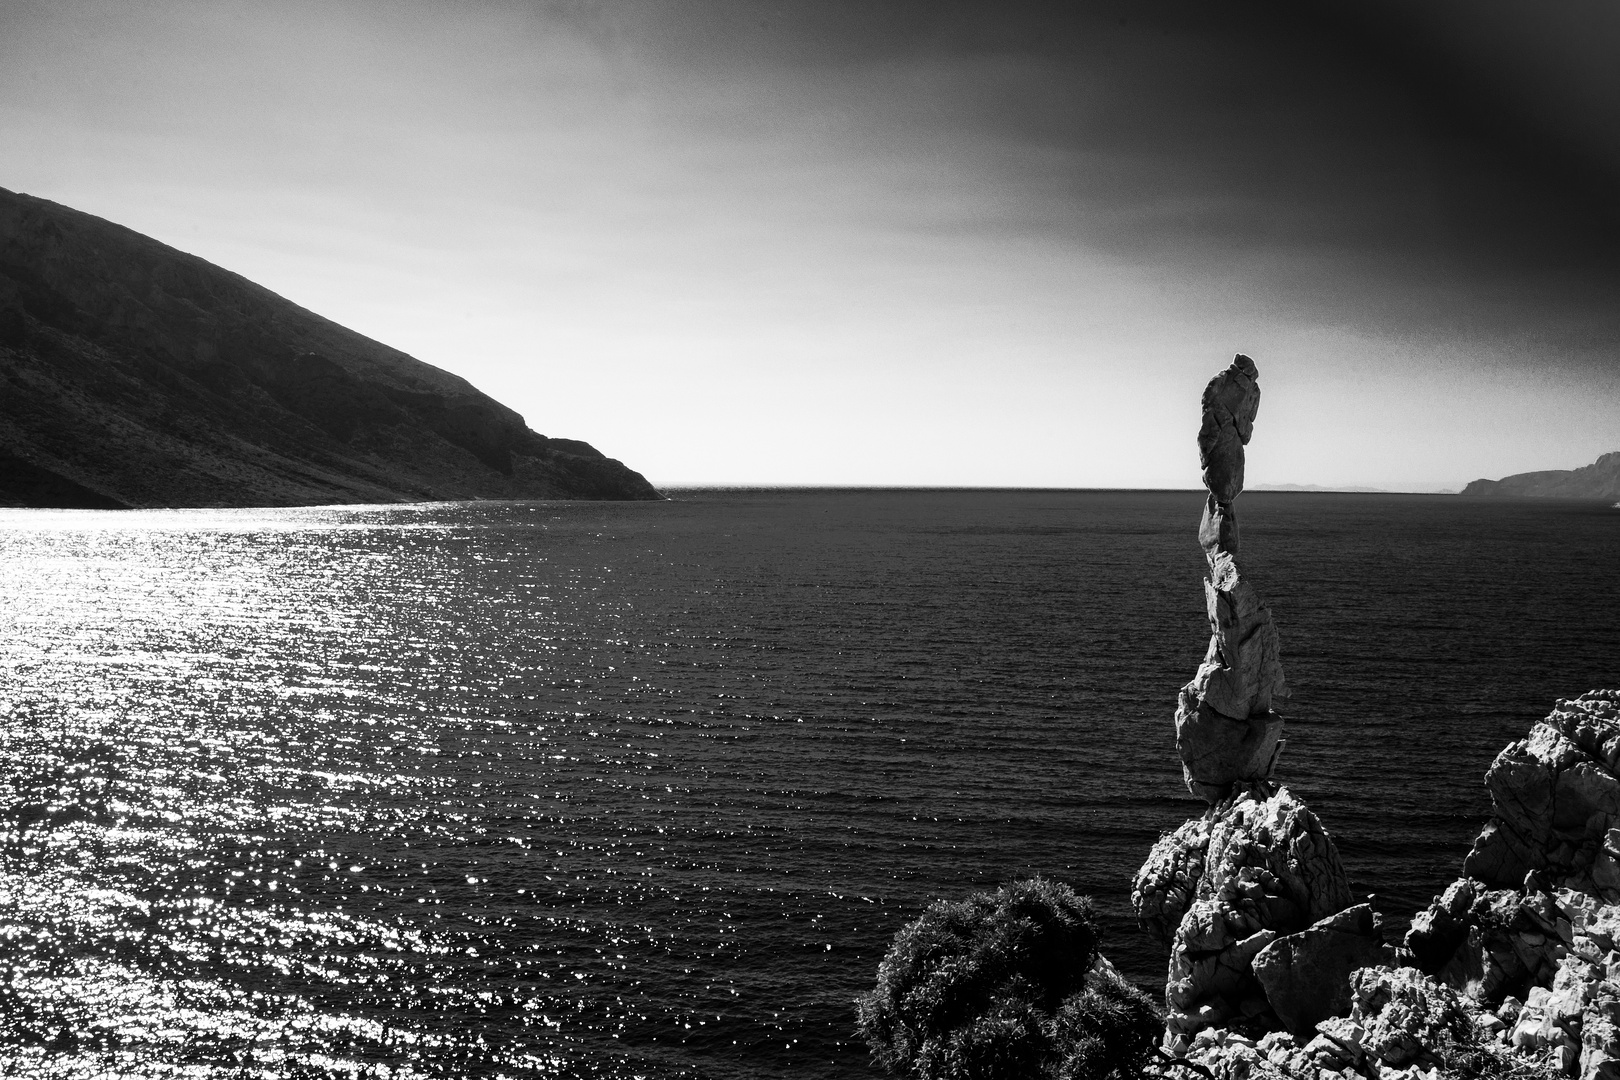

left=1461, top=451, right=1620, bottom=501
left=0, top=187, right=660, bottom=508
left=1250, top=483, right=1395, bottom=493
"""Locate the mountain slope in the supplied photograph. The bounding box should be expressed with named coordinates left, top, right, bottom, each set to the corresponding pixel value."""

left=1461, top=452, right=1620, bottom=501
left=0, top=187, right=660, bottom=507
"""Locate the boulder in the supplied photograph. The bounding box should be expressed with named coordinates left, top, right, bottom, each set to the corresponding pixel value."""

left=1173, top=694, right=1284, bottom=801
left=1166, top=903, right=1277, bottom=1029
left=1405, top=878, right=1479, bottom=974
left=1198, top=785, right=1353, bottom=930
left=1407, top=877, right=1568, bottom=1002
left=1463, top=692, right=1620, bottom=887
left=1252, top=904, right=1396, bottom=1037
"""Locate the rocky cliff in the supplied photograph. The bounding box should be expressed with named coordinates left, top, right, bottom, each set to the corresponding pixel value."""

left=1462, top=453, right=1620, bottom=502
left=0, top=186, right=660, bottom=507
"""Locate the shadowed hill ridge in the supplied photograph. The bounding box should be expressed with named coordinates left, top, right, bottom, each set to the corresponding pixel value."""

left=1461, top=451, right=1620, bottom=501
left=0, top=186, right=660, bottom=507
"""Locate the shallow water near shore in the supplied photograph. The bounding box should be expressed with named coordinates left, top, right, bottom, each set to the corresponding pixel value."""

left=0, top=489, right=1615, bottom=1079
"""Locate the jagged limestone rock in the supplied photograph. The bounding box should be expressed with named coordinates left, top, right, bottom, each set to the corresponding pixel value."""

left=1166, top=693, right=1620, bottom=1077
left=1465, top=692, right=1620, bottom=887
left=1407, top=874, right=1570, bottom=1005
left=1398, top=693, right=1620, bottom=1080
left=1133, top=816, right=1212, bottom=945
left=1198, top=785, right=1354, bottom=931
left=1348, top=967, right=1473, bottom=1068
left=1150, top=784, right=1355, bottom=1044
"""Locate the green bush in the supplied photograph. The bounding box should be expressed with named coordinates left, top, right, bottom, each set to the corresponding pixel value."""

left=856, top=878, right=1160, bottom=1080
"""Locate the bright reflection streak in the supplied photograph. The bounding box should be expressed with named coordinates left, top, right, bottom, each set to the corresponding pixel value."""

left=0, top=503, right=467, bottom=534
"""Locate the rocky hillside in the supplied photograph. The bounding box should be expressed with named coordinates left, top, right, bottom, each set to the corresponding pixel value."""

left=0, top=186, right=660, bottom=507
left=1462, top=452, right=1620, bottom=501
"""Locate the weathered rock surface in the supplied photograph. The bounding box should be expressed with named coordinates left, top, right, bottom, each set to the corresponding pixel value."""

left=1150, top=785, right=1356, bottom=1043
left=1464, top=691, right=1620, bottom=888
left=0, top=185, right=661, bottom=507
left=1166, top=695, right=1620, bottom=1078
left=1173, top=698, right=1285, bottom=806
left=1175, top=354, right=1290, bottom=802
left=1197, top=354, right=1260, bottom=505
left=1151, top=687, right=1620, bottom=1080
left=1462, top=452, right=1620, bottom=502
left=1348, top=967, right=1475, bottom=1068
left=1397, top=692, right=1620, bottom=1080
left=1176, top=965, right=1550, bottom=1080
left=1134, top=778, right=1358, bottom=1046
left=1253, top=904, right=1397, bottom=1037
left=1134, top=816, right=1211, bottom=945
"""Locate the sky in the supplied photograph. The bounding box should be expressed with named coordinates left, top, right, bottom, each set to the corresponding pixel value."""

left=2, top=0, right=1618, bottom=490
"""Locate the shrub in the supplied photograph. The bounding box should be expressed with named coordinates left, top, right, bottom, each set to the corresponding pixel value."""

left=856, top=877, right=1160, bottom=1080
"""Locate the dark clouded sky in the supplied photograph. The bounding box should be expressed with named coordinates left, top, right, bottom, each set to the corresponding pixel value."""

left=3, top=0, right=1617, bottom=488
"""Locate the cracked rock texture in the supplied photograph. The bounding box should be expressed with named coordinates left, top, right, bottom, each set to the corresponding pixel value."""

left=1162, top=692, right=1620, bottom=1080
left=1401, top=691, right=1620, bottom=1080
left=1464, top=691, right=1620, bottom=888
left=1144, top=784, right=1355, bottom=1044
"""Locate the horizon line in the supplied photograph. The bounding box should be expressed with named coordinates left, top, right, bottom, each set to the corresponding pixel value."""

left=649, top=483, right=1463, bottom=494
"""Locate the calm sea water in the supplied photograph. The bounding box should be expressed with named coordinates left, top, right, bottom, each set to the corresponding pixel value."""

left=0, top=489, right=1615, bottom=1079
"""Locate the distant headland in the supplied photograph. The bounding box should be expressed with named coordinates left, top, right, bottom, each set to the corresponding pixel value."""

left=1461, top=452, right=1620, bottom=502
left=0, top=187, right=660, bottom=508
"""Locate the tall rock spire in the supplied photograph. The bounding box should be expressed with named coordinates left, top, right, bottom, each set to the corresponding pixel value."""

left=1133, top=354, right=1356, bottom=1047
left=1177, top=354, right=1289, bottom=802
left=1130, top=358, right=1620, bottom=1072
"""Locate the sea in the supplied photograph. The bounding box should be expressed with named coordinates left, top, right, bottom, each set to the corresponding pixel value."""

left=0, top=488, right=1615, bottom=1080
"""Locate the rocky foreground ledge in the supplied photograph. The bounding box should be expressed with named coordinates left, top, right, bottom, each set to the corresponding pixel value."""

left=1160, top=690, right=1620, bottom=1080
